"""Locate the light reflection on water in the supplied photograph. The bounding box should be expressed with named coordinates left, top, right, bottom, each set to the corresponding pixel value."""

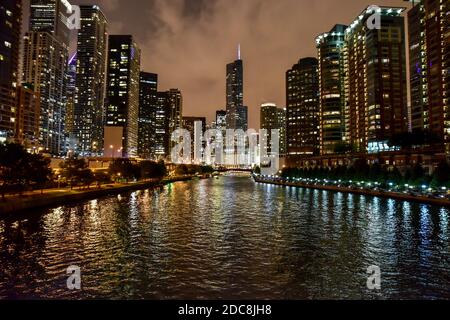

left=0, top=176, right=449, bottom=299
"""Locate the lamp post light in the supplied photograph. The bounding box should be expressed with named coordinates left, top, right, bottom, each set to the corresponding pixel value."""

left=109, top=145, right=115, bottom=158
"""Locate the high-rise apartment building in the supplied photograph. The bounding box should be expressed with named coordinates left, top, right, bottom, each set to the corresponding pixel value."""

left=286, top=57, right=320, bottom=156
left=15, top=83, right=40, bottom=149
left=29, top=0, right=71, bottom=47
left=22, top=31, right=69, bottom=155
left=105, top=35, right=141, bottom=158
left=260, top=103, right=286, bottom=155
left=316, top=24, right=347, bottom=155
left=138, top=72, right=158, bottom=159
left=155, top=91, right=171, bottom=159
left=409, top=0, right=449, bottom=151
left=0, top=0, right=21, bottom=142
left=65, top=53, right=76, bottom=136
left=168, top=88, right=183, bottom=145
left=344, top=6, right=408, bottom=153
left=73, top=5, right=107, bottom=156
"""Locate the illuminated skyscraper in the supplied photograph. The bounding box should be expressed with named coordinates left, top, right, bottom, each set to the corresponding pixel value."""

left=215, top=110, right=227, bottom=131
left=138, top=72, right=158, bottom=159
left=65, top=53, right=76, bottom=136
left=105, top=35, right=141, bottom=158
left=29, top=0, right=72, bottom=47
left=23, top=0, right=71, bottom=155
left=408, top=0, right=449, bottom=152
left=343, top=6, right=407, bottom=153
left=23, top=32, right=68, bottom=155
left=226, top=47, right=247, bottom=131
left=15, top=83, right=40, bottom=149
left=168, top=88, right=183, bottom=139
left=260, top=103, right=286, bottom=155
left=0, top=0, right=21, bottom=142
left=73, top=5, right=107, bottom=156
left=316, top=24, right=347, bottom=155
left=286, top=57, right=320, bottom=156
left=155, top=91, right=170, bottom=159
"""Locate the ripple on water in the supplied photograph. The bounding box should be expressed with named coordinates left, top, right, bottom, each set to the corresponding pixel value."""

left=0, top=176, right=450, bottom=299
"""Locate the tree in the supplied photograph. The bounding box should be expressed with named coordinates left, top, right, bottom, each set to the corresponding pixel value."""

left=28, top=155, right=53, bottom=194
left=60, top=157, right=91, bottom=189
left=253, top=166, right=261, bottom=175
left=93, top=171, right=111, bottom=187
left=0, top=143, right=52, bottom=198
left=139, top=160, right=166, bottom=179
left=79, top=169, right=95, bottom=189
left=108, top=159, right=137, bottom=182
left=431, top=161, right=450, bottom=188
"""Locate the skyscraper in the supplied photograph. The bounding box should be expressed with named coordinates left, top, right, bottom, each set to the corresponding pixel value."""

left=344, top=6, right=407, bottom=153
left=155, top=91, right=170, bottom=159
left=0, top=0, right=21, bottom=142
left=23, top=1, right=71, bottom=155
left=105, top=35, right=141, bottom=158
left=29, top=0, right=71, bottom=47
left=15, top=83, right=40, bottom=149
left=138, top=72, right=158, bottom=159
left=65, top=53, right=76, bottom=136
left=260, top=103, right=286, bottom=155
left=215, top=110, right=227, bottom=131
left=168, top=88, right=183, bottom=145
left=286, top=57, right=320, bottom=157
left=316, top=24, right=347, bottom=155
left=73, top=5, right=107, bottom=156
left=226, top=47, right=247, bottom=131
left=409, top=0, right=449, bottom=152
left=183, top=116, right=206, bottom=162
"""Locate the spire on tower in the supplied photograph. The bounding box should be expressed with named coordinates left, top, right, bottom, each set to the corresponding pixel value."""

left=238, top=44, right=241, bottom=60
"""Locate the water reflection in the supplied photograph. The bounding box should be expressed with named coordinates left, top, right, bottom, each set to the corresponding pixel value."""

left=0, top=176, right=449, bottom=299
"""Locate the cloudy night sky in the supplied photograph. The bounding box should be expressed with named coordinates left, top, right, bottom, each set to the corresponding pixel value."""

left=22, top=0, right=410, bottom=128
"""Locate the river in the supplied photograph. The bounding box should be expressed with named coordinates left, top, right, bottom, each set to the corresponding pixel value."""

left=0, top=175, right=449, bottom=299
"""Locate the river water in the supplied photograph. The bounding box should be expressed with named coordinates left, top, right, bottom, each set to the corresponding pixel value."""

left=0, top=175, right=449, bottom=299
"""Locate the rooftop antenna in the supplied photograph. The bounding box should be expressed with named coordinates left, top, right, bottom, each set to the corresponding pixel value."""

left=238, top=44, right=241, bottom=60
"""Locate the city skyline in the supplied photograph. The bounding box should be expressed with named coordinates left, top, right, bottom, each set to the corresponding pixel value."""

left=20, top=0, right=410, bottom=129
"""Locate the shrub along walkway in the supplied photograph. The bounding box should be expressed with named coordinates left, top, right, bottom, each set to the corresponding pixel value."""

left=0, top=176, right=194, bottom=215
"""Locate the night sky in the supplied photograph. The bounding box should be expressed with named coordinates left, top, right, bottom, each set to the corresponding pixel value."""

left=22, top=0, right=410, bottom=128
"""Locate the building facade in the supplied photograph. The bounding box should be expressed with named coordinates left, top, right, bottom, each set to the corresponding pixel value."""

left=105, top=35, right=141, bottom=158
left=286, top=57, right=320, bottom=156
left=22, top=31, right=69, bottom=155
left=215, top=110, right=227, bottom=131
left=29, top=0, right=71, bottom=47
left=155, top=91, right=171, bottom=159
left=182, top=116, right=206, bottom=162
left=0, top=0, right=21, bottom=142
left=138, top=72, right=158, bottom=159
left=226, top=53, right=247, bottom=131
left=15, top=83, right=40, bottom=149
left=73, top=5, right=108, bottom=156
left=316, top=24, right=347, bottom=155
left=344, top=6, right=408, bottom=154
left=260, top=103, right=286, bottom=155
left=408, top=0, right=449, bottom=152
